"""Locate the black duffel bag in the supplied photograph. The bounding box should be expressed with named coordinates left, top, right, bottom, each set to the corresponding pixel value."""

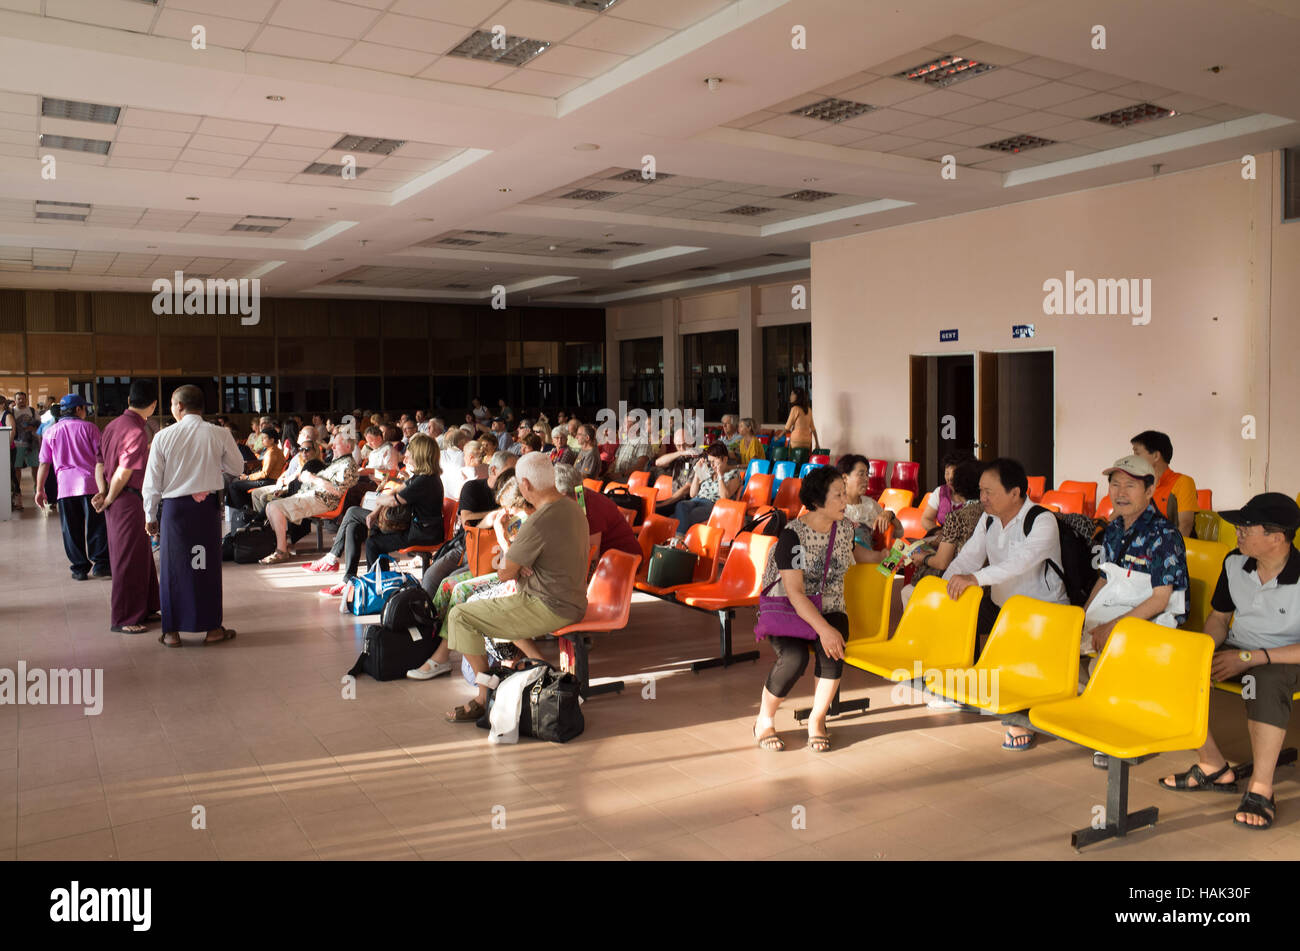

left=222, top=525, right=277, bottom=563
left=476, top=660, right=584, bottom=743
left=603, top=486, right=644, bottom=526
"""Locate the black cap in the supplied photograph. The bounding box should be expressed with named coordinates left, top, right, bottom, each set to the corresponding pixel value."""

left=1219, top=492, right=1300, bottom=529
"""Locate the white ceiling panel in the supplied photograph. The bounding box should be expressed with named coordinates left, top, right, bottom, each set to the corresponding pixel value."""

left=362, top=13, right=465, bottom=53
left=249, top=26, right=354, bottom=61
left=268, top=0, right=383, bottom=39
left=336, top=42, right=439, bottom=75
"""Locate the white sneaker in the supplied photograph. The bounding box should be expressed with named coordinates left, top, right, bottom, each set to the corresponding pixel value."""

left=406, top=660, right=451, bottom=680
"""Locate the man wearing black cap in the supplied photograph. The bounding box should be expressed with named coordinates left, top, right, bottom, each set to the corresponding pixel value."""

left=1159, top=492, right=1300, bottom=830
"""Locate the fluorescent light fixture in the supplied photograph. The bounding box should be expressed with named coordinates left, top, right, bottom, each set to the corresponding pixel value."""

left=41, top=97, right=121, bottom=124
left=792, top=98, right=875, bottom=123
left=39, top=134, right=111, bottom=155
left=980, top=133, right=1056, bottom=153
left=1089, top=102, right=1177, bottom=128
left=34, top=200, right=91, bottom=222
left=560, top=189, right=617, bottom=201
left=463, top=229, right=508, bottom=237
left=437, top=237, right=481, bottom=246
left=331, top=135, right=406, bottom=155
left=303, top=162, right=369, bottom=176
left=896, top=54, right=996, bottom=88
left=447, top=29, right=550, bottom=66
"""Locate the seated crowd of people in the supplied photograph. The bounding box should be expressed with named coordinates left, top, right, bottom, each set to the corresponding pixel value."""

left=15, top=387, right=1298, bottom=837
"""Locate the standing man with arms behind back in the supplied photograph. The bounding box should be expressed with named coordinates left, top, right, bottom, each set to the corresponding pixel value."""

left=36, top=394, right=110, bottom=581
left=92, top=379, right=161, bottom=634
left=142, top=385, right=245, bottom=647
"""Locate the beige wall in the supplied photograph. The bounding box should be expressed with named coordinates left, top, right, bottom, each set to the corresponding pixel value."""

left=811, top=153, right=1298, bottom=510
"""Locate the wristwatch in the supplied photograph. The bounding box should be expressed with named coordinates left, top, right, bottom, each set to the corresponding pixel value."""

left=1238, top=650, right=1253, bottom=664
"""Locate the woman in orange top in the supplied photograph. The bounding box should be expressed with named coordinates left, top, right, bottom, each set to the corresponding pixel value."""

left=783, top=388, right=818, bottom=453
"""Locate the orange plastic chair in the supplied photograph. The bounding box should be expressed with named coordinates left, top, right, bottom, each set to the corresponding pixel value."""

left=310, top=492, right=349, bottom=550
left=653, top=475, right=674, bottom=502
left=897, top=506, right=926, bottom=539
left=772, top=477, right=803, bottom=520
left=674, top=532, right=779, bottom=672
left=1095, top=496, right=1114, bottom=520
left=707, top=498, right=747, bottom=548
left=635, top=523, right=723, bottom=595
left=636, top=514, right=679, bottom=578
left=1197, top=489, right=1212, bottom=511
left=1040, top=490, right=1084, bottom=514
left=1026, top=476, right=1046, bottom=502
left=742, top=473, right=775, bottom=513
left=555, top=549, right=641, bottom=698
left=582, top=478, right=603, bottom=494
left=398, top=497, right=460, bottom=569
left=1057, top=480, right=1097, bottom=517
left=628, top=485, right=657, bottom=525
left=878, top=487, right=914, bottom=512
left=627, top=471, right=650, bottom=490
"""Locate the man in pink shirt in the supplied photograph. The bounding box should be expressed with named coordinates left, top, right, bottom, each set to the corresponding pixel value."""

left=36, top=394, right=109, bottom=580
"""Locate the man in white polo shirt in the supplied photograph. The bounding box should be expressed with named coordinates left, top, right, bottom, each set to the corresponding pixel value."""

left=945, top=457, right=1069, bottom=751
left=1158, top=493, right=1300, bottom=831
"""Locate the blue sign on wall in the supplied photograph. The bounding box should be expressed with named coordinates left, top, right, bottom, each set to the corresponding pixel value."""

left=939, top=329, right=959, bottom=342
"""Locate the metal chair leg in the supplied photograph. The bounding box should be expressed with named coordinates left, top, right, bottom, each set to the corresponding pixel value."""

left=1071, top=755, right=1159, bottom=849
left=692, top=609, right=760, bottom=673
left=559, top=633, right=624, bottom=700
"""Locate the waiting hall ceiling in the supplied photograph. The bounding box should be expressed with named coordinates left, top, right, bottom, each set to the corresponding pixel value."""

left=0, top=0, right=1295, bottom=304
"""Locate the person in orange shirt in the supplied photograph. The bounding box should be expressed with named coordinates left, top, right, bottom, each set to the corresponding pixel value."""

left=1131, top=430, right=1197, bottom=537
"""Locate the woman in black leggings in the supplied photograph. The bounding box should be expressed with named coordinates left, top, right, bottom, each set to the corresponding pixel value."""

left=754, top=465, right=878, bottom=753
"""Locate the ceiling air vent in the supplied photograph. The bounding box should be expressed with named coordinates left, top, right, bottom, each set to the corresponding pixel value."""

left=688, top=266, right=716, bottom=272
left=33, top=265, right=71, bottom=272
left=791, top=97, right=875, bottom=123
left=896, top=54, right=996, bottom=88
left=609, top=240, right=645, bottom=246
left=437, top=238, right=481, bottom=246
left=980, top=134, right=1056, bottom=153
left=560, top=189, right=617, bottom=201
left=232, top=215, right=291, bottom=233
left=41, top=98, right=121, bottom=124
left=722, top=205, right=774, bottom=216
left=463, top=230, right=509, bottom=237
left=447, top=29, right=549, bottom=67
left=574, top=248, right=610, bottom=254
left=303, top=162, right=369, bottom=176
left=331, top=134, right=406, bottom=155
left=780, top=190, right=835, bottom=201
left=444, top=283, right=472, bottom=288
left=1089, top=102, right=1176, bottom=128
left=608, top=169, right=675, bottom=182
left=39, top=134, right=111, bottom=155
left=337, top=279, right=366, bottom=285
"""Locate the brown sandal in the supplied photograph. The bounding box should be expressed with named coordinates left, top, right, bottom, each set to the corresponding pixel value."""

left=158, top=632, right=182, bottom=648
left=445, top=699, right=486, bottom=723
left=203, top=628, right=237, bottom=644
left=259, top=549, right=294, bottom=565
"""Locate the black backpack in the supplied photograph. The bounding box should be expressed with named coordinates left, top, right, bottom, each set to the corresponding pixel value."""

left=347, top=580, right=437, bottom=681
left=986, top=505, right=1105, bottom=607
left=743, top=507, right=788, bottom=537
left=222, top=525, right=277, bottom=563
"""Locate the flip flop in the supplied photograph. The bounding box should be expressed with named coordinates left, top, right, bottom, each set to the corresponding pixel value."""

left=1002, top=730, right=1036, bottom=752
left=806, top=734, right=831, bottom=753
left=202, top=628, right=237, bottom=644
left=111, top=624, right=149, bottom=634
left=158, top=632, right=182, bottom=648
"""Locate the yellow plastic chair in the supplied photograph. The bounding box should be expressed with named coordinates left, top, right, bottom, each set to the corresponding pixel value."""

left=843, top=575, right=981, bottom=680
left=794, top=564, right=896, bottom=725
left=1213, top=513, right=1238, bottom=545
left=1027, top=619, right=1214, bottom=849
left=1183, top=538, right=1230, bottom=634
left=1193, top=510, right=1219, bottom=542
left=927, top=596, right=1083, bottom=714
left=877, top=487, right=914, bottom=513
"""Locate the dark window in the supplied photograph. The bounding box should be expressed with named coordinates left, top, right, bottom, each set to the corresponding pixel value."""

left=619, top=337, right=663, bottom=413
left=161, top=376, right=219, bottom=421
left=564, top=341, right=604, bottom=413
left=94, top=376, right=133, bottom=417
left=1285, top=147, right=1300, bottom=223
left=222, top=375, right=273, bottom=415
left=763, top=323, right=812, bottom=424
left=384, top=375, right=430, bottom=414
left=277, top=375, right=331, bottom=415
left=682, top=331, right=738, bottom=422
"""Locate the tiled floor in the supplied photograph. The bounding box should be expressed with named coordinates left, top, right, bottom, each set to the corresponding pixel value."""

left=3, top=504, right=1299, bottom=861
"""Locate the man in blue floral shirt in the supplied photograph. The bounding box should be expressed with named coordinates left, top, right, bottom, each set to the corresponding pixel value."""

left=1083, top=454, right=1189, bottom=654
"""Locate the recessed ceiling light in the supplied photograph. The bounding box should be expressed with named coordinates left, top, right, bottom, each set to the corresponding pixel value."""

left=980, top=133, right=1056, bottom=153
left=41, top=97, right=121, bottom=124
left=802, top=177, right=819, bottom=184
left=448, top=29, right=549, bottom=67
left=1088, top=102, right=1176, bottom=128
left=498, top=186, right=511, bottom=192
left=266, top=95, right=285, bottom=101
left=896, top=54, right=996, bottom=88
left=573, top=143, right=600, bottom=151
left=39, top=134, right=111, bottom=155
left=793, top=98, right=875, bottom=123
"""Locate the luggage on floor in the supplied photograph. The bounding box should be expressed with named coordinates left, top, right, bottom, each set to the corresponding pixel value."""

left=222, top=525, right=278, bottom=563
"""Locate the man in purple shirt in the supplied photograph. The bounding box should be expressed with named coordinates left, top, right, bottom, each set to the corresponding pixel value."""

left=36, top=394, right=109, bottom=580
